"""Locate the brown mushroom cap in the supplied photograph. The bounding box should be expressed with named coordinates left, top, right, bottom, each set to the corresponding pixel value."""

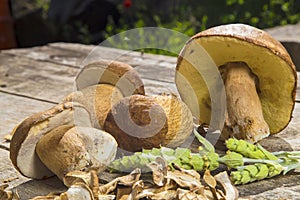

left=62, top=84, right=124, bottom=129
left=176, top=23, right=297, bottom=134
left=152, top=94, right=194, bottom=147
left=76, top=60, right=145, bottom=96
left=103, top=94, right=193, bottom=152
left=104, top=94, right=168, bottom=152
left=10, top=102, right=92, bottom=179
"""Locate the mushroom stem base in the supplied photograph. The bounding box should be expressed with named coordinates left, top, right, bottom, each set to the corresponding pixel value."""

left=220, top=62, right=270, bottom=142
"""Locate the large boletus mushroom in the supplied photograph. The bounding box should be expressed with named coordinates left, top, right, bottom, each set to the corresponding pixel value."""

left=63, top=60, right=145, bottom=129
left=176, top=24, right=297, bottom=142
left=10, top=102, right=92, bottom=179
left=104, top=94, right=193, bottom=152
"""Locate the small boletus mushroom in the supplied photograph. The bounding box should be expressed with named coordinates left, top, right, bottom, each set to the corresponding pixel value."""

left=63, top=60, right=145, bottom=129
left=76, top=60, right=145, bottom=96
left=103, top=94, right=193, bottom=152
left=176, top=23, right=297, bottom=142
left=10, top=102, right=92, bottom=179
left=36, top=126, right=117, bottom=180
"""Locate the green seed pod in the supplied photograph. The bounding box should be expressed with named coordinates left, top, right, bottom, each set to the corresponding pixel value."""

left=219, top=151, right=244, bottom=169
left=240, top=170, right=251, bottom=184
left=235, top=140, right=248, bottom=154
left=175, top=147, right=191, bottom=164
left=268, top=163, right=283, bottom=178
left=226, top=138, right=276, bottom=160
left=231, top=163, right=283, bottom=185
left=206, top=152, right=220, bottom=170
left=161, top=147, right=175, bottom=156
left=190, top=154, right=204, bottom=171
left=243, top=165, right=258, bottom=179
left=255, top=164, right=269, bottom=180
left=230, top=171, right=242, bottom=185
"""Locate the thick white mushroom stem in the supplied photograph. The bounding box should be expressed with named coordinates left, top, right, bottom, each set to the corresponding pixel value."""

left=220, top=62, right=270, bottom=142
left=36, top=126, right=117, bottom=180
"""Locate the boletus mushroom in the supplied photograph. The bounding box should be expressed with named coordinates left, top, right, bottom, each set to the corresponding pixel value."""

left=10, top=102, right=118, bottom=180
left=176, top=23, right=297, bottom=143
left=63, top=60, right=145, bottom=129
left=103, top=93, right=193, bottom=152
left=10, top=102, right=92, bottom=179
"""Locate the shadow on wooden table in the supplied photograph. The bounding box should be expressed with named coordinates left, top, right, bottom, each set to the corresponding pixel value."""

left=237, top=171, right=300, bottom=197
left=259, top=135, right=294, bottom=152
left=15, top=176, right=66, bottom=199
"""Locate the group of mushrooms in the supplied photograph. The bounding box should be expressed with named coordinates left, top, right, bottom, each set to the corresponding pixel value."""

left=8, top=24, right=297, bottom=199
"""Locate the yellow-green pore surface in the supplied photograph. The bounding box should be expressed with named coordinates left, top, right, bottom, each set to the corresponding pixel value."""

left=176, top=34, right=296, bottom=134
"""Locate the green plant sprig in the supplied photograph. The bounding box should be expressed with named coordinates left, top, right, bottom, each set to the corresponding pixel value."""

left=224, top=138, right=300, bottom=184
left=110, top=146, right=220, bottom=173
left=110, top=128, right=300, bottom=185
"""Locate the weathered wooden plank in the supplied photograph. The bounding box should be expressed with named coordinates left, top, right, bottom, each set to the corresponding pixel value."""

left=14, top=176, right=66, bottom=200
left=0, top=53, right=177, bottom=103
left=143, top=78, right=178, bottom=96
left=2, top=43, right=177, bottom=83
left=237, top=171, right=300, bottom=199
left=0, top=92, right=55, bottom=149
left=1, top=45, right=86, bottom=68
left=48, top=43, right=177, bottom=64
left=0, top=54, right=78, bottom=103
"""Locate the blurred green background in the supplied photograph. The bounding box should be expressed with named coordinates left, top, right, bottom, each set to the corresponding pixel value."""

left=7, top=0, right=300, bottom=55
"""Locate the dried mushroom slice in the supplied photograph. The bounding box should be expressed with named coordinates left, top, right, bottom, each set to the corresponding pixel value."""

left=63, top=170, right=99, bottom=189
left=63, top=170, right=100, bottom=199
left=176, top=23, right=297, bottom=142
left=98, top=168, right=141, bottom=196
left=10, top=102, right=91, bottom=179
left=214, top=172, right=239, bottom=200
left=63, top=183, right=94, bottom=200
left=147, top=157, right=167, bottom=186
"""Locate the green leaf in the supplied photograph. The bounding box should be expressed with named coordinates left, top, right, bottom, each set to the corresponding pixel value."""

left=257, top=145, right=279, bottom=160
left=193, top=128, right=215, bottom=153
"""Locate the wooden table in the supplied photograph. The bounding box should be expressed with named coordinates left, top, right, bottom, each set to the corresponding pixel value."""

left=1, top=43, right=300, bottom=199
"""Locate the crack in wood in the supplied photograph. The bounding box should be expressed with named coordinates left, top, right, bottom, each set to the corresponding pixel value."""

left=0, top=89, right=58, bottom=105
left=0, top=143, right=9, bottom=151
